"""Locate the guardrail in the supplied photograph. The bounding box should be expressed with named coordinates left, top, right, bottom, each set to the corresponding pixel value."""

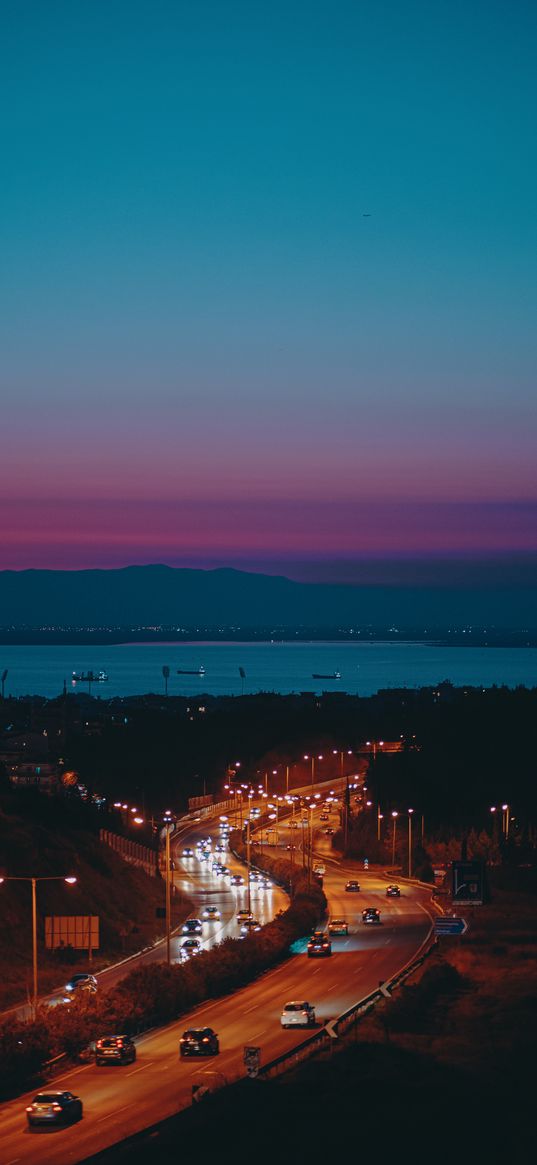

left=256, top=930, right=438, bottom=1080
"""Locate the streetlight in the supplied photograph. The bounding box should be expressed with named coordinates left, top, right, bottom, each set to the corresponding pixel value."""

left=391, top=811, right=398, bottom=867
left=162, top=811, right=174, bottom=965
left=407, top=809, right=414, bottom=877
left=304, top=754, right=323, bottom=795
left=0, top=875, right=77, bottom=1017
left=377, top=805, right=383, bottom=842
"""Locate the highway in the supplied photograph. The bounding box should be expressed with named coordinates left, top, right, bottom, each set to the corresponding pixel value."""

left=0, top=803, right=435, bottom=1165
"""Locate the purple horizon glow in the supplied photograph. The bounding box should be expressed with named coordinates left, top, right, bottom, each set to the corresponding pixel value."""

left=2, top=498, right=537, bottom=574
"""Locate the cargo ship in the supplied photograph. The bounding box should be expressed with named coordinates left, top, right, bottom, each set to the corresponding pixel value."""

left=72, top=670, right=108, bottom=683
left=177, top=666, right=205, bottom=675
left=312, top=672, right=341, bottom=680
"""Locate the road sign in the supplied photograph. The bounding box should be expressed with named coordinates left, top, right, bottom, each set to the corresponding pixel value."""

left=363, top=858, right=369, bottom=869
left=451, top=860, right=484, bottom=904
left=434, top=916, right=468, bottom=937
left=243, top=1045, right=261, bottom=1077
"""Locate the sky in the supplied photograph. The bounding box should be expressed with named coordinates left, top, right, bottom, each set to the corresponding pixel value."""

left=1, top=0, right=536, bottom=580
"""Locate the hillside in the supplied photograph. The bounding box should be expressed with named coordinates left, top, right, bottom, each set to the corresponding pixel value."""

left=0, top=792, right=184, bottom=1009
left=0, top=563, right=536, bottom=630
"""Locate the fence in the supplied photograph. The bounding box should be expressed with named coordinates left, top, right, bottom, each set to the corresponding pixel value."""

left=100, top=829, right=158, bottom=877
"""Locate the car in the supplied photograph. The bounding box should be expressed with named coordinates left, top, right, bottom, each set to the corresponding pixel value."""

left=230, top=874, right=245, bottom=886
left=26, top=1091, right=83, bottom=1126
left=362, top=907, right=381, bottom=924
left=65, top=973, right=98, bottom=995
left=214, top=843, right=225, bottom=853
left=182, top=847, right=194, bottom=858
left=200, top=837, right=212, bottom=847
left=182, top=938, right=202, bottom=953
left=313, top=863, right=325, bottom=875
left=281, top=1001, right=316, bottom=1028
left=95, top=1035, right=136, bottom=1066
left=307, top=934, right=332, bottom=957
left=289, top=820, right=298, bottom=828
left=237, top=909, right=253, bottom=923
left=386, top=884, right=401, bottom=897
left=218, top=866, right=231, bottom=878
left=249, top=870, right=261, bottom=882
left=240, top=919, right=261, bottom=935
left=257, top=877, right=273, bottom=889
left=251, top=806, right=261, bottom=817
left=179, top=1028, right=220, bottom=1057
left=345, top=880, right=360, bottom=892
left=319, top=813, right=329, bottom=822
left=328, top=918, right=348, bottom=936
left=182, top=918, right=203, bottom=935
left=202, top=906, right=221, bottom=921
left=324, top=827, right=335, bottom=835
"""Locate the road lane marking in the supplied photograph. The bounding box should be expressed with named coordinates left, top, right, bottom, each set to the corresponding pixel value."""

left=249, top=1029, right=267, bottom=1040
left=5, top=1158, right=21, bottom=1164
left=244, top=1003, right=259, bottom=1013
left=125, top=1062, right=153, bottom=1076
left=97, top=1104, right=132, bottom=1123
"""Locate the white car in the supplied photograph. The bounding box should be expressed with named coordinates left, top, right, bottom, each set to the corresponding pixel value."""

left=281, top=1001, right=316, bottom=1028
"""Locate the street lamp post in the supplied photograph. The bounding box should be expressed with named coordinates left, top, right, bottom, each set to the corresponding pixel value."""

left=163, top=812, right=174, bottom=965
left=408, top=809, right=414, bottom=877
left=391, top=811, right=398, bottom=867
left=0, top=874, right=77, bottom=1018
left=377, top=804, right=383, bottom=842
left=246, top=816, right=252, bottom=915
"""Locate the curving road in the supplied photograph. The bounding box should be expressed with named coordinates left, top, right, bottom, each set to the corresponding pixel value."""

left=0, top=805, right=435, bottom=1165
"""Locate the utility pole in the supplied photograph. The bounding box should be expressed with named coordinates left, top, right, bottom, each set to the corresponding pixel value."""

left=246, top=816, right=251, bottom=915
left=164, top=818, right=172, bottom=965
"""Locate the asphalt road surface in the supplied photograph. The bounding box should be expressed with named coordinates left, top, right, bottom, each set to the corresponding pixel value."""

left=0, top=806, right=434, bottom=1165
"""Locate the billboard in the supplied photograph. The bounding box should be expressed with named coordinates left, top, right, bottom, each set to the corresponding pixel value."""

left=45, top=915, right=99, bottom=951
left=451, top=860, right=484, bottom=905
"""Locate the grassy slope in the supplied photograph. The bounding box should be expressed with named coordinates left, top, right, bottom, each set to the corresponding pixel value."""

left=0, top=795, right=189, bottom=1009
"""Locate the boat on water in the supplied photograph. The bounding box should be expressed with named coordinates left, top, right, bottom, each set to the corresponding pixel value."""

left=177, top=666, right=205, bottom=675
left=72, top=670, right=108, bottom=683
left=312, top=672, right=341, bottom=680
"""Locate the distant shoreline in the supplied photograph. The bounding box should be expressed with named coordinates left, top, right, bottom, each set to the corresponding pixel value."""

left=0, top=627, right=536, bottom=648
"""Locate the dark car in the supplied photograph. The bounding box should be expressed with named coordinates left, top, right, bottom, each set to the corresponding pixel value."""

left=65, top=973, right=98, bottom=995
left=182, top=847, right=194, bottom=858
left=324, top=827, right=335, bottom=835
left=95, top=1035, right=136, bottom=1066
left=386, top=884, right=401, bottom=897
left=345, top=880, right=360, bottom=892
left=362, top=907, right=381, bottom=924
left=240, top=919, right=262, bottom=936
left=182, top=938, right=202, bottom=954
left=179, top=1027, right=220, bottom=1057
left=319, top=813, right=329, bottom=822
left=182, top=918, right=203, bottom=935
left=230, top=874, right=245, bottom=886
left=26, top=1091, right=83, bottom=1126
left=307, top=934, right=332, bottom=958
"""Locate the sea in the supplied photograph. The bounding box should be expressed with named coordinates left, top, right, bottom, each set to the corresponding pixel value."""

left=0, top=641, right=536, bottom=700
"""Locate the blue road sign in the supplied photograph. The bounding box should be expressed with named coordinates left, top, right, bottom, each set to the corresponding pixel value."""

left=434, top=916, right=468, bottom=936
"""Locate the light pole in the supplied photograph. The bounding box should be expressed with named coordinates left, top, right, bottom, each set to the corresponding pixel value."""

left=377, top=804, right=383, bottom=842
left=502, top=803, right=510, bottom=840
left=246, top=815, right=252, bottom=915
left=391, top=811, right=398, bottom=867
left=408, top=809, right=414, bottom=877
left=304, top=754, right=323, bottom=795
left=163, top=811, right=174, bottom=965
left=0, top=874, right=77, bottom=1018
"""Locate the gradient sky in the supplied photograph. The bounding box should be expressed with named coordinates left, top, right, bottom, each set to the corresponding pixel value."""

left=2, top=0, right=536, bottom=577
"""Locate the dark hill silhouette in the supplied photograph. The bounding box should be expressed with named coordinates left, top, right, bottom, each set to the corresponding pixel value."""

left=0, top=564, right=535, bottom=630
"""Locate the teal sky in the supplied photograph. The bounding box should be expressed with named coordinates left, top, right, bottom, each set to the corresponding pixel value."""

left=1, top=1, right=536, bottom=573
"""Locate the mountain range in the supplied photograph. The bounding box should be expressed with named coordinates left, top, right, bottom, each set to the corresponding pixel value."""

left=0, top=564, right=535, bottom=632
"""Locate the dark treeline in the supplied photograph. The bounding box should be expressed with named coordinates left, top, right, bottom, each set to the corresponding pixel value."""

left=1, top=682, right=537, bottom=833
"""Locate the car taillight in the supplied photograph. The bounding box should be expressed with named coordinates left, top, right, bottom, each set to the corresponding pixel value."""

left=26, top=1105, right=33, bottom=1112
left=52, top=1103, right=62, bottom=1111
